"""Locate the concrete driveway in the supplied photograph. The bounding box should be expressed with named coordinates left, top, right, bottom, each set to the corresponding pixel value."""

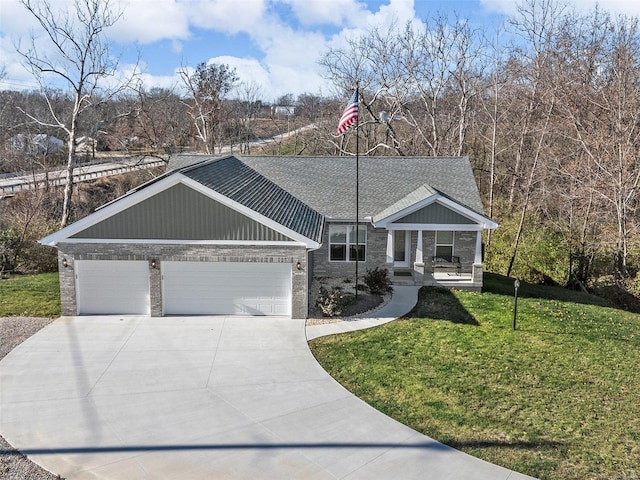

left=0, top=316, right=535, bottom=479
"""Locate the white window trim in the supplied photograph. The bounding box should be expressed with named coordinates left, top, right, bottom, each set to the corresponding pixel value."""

left=329, top=224, right=367, bottom=262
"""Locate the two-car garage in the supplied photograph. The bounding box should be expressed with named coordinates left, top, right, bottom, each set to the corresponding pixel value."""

left=74, top=260, right=292, bottom=317
left=161, top=262, right=292, bottom=316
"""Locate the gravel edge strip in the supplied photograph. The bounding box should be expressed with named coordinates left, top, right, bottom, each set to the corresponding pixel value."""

left=0, top=317, right=63, bottom=480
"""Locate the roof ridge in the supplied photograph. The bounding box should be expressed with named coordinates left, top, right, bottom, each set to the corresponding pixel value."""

left=178, top=155, right=234, bottom=173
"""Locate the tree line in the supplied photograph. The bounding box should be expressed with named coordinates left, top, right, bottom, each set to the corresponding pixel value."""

left=319, top=0, right=640, bottom=303
left=0, top=82, right=334, bottom=166
left=2, top=0, right=640, bottom=307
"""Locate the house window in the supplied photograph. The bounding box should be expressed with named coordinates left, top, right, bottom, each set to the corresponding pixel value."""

left=435, top=231, right=454, bottom=260
left=329, top=224, right=366, bottom=262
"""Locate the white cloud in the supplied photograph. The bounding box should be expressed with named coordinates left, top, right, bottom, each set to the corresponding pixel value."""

left=276, top=0, right=367, bottom=27
left=113, top=0, right=190, bottom=43
left=276, top=0, right=415, bottom=29
left=186, top=0, right=267, bottom=33
left=12, top=0, right=640, bottom=103
left=209, top=55, right=272, bottom=89
left=0, top=0, right=46, bottom=36
left=112, top=0, right=269, bottom=42
left=192, top=54, right=325, bottom=102
left=374, top=0, right=416, bottom=26
left=479, top=0, right=518, bottom=16
left=572, top=0, right=640, bottom=16
left=0, top=40, right=39, bottom=91
left=0, top=0, right=75, bottom=91
left=121, top=0, right=420, bottom=100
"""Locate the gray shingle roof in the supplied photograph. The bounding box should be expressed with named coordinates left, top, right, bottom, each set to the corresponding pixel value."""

left=166, top=154, right=214, bottom=172
left=168, top=155, right=487, bottom=220
left=371, top=184, right=438, bottom=223
left=181, top=156, right=325, bottom=243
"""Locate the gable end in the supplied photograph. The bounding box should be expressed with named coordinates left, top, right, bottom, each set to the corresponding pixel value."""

left=71, top=183, right=294, bottom=242
left=394, top=201, right=476, bottom=225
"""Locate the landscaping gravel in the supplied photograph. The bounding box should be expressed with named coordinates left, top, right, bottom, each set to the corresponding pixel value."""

left=306, top=292, right=388, bottom=325
left=0, top=317, right=62, bottom=480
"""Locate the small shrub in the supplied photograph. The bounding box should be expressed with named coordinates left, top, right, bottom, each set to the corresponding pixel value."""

left=363, top=267, right=393, bottom=296
left=315, top=286, right=355, bottom=317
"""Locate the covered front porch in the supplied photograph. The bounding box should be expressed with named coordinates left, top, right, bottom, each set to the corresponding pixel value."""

left=384, top=228, right=484, bottom=291
left=371, top=187, right=498, bottom=291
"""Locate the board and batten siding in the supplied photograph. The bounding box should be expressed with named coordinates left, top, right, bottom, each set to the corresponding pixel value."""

left=71, top=183, right=293, bottom=242
left=395, top=201, right=476, bottom=225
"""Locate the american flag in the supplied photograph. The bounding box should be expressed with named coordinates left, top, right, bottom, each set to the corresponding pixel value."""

left=336, top=89, right=359, bottom=135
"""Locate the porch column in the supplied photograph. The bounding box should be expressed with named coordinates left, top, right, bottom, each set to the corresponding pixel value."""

left=414, top=230, right=424, bottom=284
left=473, top=229, right=483, bottom=287
left=386, top=230, right=394, bottom=264
left=415, top=230, right=424, bottom=266
left=474, top=230, right=483, bottom=264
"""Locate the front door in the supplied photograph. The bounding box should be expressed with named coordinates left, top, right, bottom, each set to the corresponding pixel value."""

left=393, top=230, right=410, bottom=268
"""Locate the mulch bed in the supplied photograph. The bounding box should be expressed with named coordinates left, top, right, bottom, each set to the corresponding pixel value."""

left=306, top=292, right=386, bottom=325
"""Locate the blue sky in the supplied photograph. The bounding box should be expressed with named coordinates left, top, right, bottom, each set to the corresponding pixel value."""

left=1, top=0, right=638, bottom=102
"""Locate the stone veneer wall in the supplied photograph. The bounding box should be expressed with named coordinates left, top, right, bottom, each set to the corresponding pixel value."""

left=421, top=231, right=478, bottom=272
left=310, top=223, right=388, bottom=280
left=454, top=231, right=478, bottom=272
left=310, top=226, right=480, bottom=278
left=56, top=242, right=308, bottom=319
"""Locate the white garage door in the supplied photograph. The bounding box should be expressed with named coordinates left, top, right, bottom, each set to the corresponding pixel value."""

left=162, top=262, right=292, bottom=316
left=75, top=260, right=150, bottom=315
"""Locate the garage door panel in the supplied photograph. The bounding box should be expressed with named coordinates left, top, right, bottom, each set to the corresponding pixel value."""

left=76, top=260, right=150, bottom=315
left=162, top=262, right=291, bottom=316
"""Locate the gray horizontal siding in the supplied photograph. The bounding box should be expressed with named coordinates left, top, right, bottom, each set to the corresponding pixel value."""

left=71, top=183, right=293, bottom=242
left=395, top=202, right=476, bottom=225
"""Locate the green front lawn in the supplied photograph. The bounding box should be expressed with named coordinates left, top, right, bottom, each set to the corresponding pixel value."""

left=309, top=274, right=640, bottom=480
left=0, top=272, right=61, bottom=317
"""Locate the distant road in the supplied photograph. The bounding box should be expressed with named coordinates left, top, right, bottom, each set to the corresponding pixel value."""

left=0, top=156, right=165, bottom=198
left=215, top=122, right=316, bottom=154
left=0, top=123, right=316, bottom=198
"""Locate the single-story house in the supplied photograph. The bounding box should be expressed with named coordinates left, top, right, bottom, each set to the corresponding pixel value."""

left=7, top=134, right=65, bottom=155
left=271, top=105, right=296, bottom=118
left=40, top=155, right=498, bottom=319
left=76, top=136, right=97, bottom=154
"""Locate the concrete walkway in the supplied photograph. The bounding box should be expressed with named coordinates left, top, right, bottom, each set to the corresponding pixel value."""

left=306, top=285, right=421, bottom=341
left=1, top=312, right=536, bottom=479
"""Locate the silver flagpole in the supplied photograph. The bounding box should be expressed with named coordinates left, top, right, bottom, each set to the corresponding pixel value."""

left=355, top=84, right=359, bottom=300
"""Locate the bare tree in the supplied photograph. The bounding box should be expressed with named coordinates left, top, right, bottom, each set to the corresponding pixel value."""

left=553, top=9, right=640, bottom=277
left=321, top=15, right=486, bottom=157
left=179, top=62, right=239, bottom=154
left=230, top=81, right=263, bottom=154
left=475, top=24, right=520, bottom=248
left=131, top=86, right=190, bottom=157
left=16, top=0, right=136, bottom=227
left=501, top=0, right=564, bottom=277
left=506, top=0, right=566, bottom=209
